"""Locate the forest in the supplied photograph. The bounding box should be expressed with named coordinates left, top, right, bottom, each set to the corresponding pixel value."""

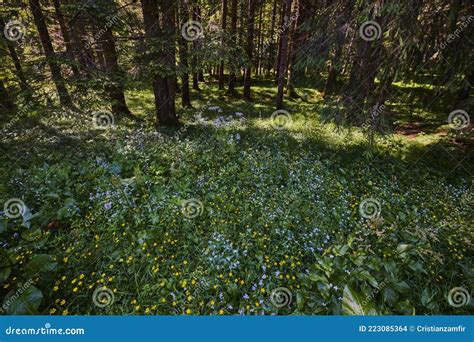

left=0, top=0, right=473, bottom=315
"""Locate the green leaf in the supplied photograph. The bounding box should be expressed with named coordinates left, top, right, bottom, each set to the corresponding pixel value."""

left=392, top=280, right=411, bottom=293
left=0, top=218, right=7, bottom=233
left=342, top=285, right=375, bottom=315
left=396, top=244, right=411, bottom=258
left=24, top=254, right=58, bottom=277
left=296, top=291, right=305, bottom=311
left=4, top=284, right=43, bottom=315
left=382, top=288, right=398, bottom=304
left=0, top=267, right=11, bottom=282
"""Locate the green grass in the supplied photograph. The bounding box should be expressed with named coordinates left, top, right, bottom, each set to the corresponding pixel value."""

left=0, top=80, right=472, bottom=315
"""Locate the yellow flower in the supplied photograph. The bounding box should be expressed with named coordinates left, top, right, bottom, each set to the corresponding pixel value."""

left=260, top=288, right=266, bottom=293
left=131, top=299, right=137, bottom=305
left=49, top=308, right=57, bottom=314
left=219, top=309, right=224, bottom=315
left=62, top=309, right=68, bottom=315
left=145, top=308, right=151, bottom=314
left=53, top=286, right=59, bottom=291
left=186, top=308, right=192, bottom=315
left=72, top=287, right=78, bottom=293
left=60, top=299, right=66, bottom=306
left=79, top=274, right=85, bottom=279
left=135, top=305, right=141, bottom=311
left=183, top=260, right=188, bottom=265
left=210, top=300, right=215, bottom=305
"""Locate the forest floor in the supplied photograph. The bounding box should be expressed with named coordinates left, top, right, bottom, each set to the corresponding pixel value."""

left=0, top=78, right=473, bottom=315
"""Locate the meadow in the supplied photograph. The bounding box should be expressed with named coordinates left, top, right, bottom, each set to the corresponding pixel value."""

left=1, top=79, right=472, bottom=315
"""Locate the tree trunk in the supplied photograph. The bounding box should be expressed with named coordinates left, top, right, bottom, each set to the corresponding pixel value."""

left=101, top=26, right=133, bottom=117
left=218, top=0, right=228, bottom=90
left=140, top=0, right=180, bottom=126
left=0, top=79, right=15, bottom=111
left=29, top=0, right=72, bottom=107
left=52, top=0, right=80, bottom=77
left=179, top=0, right=192, bottom=107
left=286, top=0, right=299, bottom=98
left=275, top=0, right=292, bottom=109
left=256, top=4, right=263, bottom=76
left=243, top=0, right=256, bottom=101
left=274, top=3, right=284, bottom=84
left=0, top=18, right=28, bottom=92
left=456, top=70, right=473, bottom=106
left=192, top=2, right=200, bottom=91
left=324, top=0, right=353, bottom=96
left=266, top=0, right=278, bottom=76
left=227, top=0, right=238, bottom=94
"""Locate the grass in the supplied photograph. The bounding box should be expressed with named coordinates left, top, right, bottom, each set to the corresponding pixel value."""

left=0, top=79, right=472, bottom=315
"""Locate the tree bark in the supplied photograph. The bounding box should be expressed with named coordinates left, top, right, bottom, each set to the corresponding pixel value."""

left=218, top=0, right=228, bottom=90
left=101, top=26, right=133, bottom=117
left=324, top=0, right=353, bottom=96
left=29, top=0, right=72, bottom=107
left=227, top=0, right=238, bottom=94
left=286, top=0, right=299, bottom=98
left=179, top=0, right=192, bottom=107
left=256, top=4, right=263, bottom=76
left=191, top=1, right=200, bottom=90
left=0, top=78, right=15, bottom=111
left=275, top=0, right=292, bottom=109
left=52, top=0, right=80, bottom=77
left=266, top=0, right=278, bottom=76
left=140, top=0, right=180, bottom=126
left=243, top=0, right=256, bottom=101
left=0, top=17, right=28, bottom=92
